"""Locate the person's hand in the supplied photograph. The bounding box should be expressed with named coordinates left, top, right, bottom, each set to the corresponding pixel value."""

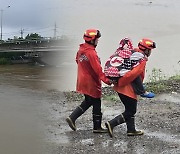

left=109, top=79, right=117, bottom=85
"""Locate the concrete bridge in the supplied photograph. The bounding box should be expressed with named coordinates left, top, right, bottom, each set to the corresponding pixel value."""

left=0, top=38, right=75, bottom=64
left=0, top=38, right=73, bottom=53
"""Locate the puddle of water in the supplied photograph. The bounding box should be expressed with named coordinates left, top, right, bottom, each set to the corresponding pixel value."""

left=102, top=107, right=123, bottom=117
left=45, top=121, right=70, bottom=145
left=146, top=131, right=180, bottom=144
left=114, top=140, right=127, bottom=148
left=46, top=132, right=69, bottom=144
left=81, top=138, right=94, bottom=145
left=45, top=126, right=69, bottom=144
left=102, top=140, right=110, bottom=147
left=51, top=135, right=69, bottom=144
left=156, top=93, right=180, bottom=104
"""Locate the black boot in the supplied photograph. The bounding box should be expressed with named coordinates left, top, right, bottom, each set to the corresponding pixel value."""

left=126, top=117, right=144, bottom=136
left=93, top=114, right=107, bottom=133
left=105, top=114, right=125, bottom=137
left=66, top=106, right=84, bottom=131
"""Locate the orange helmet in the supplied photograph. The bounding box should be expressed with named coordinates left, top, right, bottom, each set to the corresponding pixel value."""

left=138, top=38, right=156, bottom=50
left=83, top=29, right=101, bottom=41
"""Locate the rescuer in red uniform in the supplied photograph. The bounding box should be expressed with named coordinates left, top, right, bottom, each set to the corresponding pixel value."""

left=66, top=29, right=112, bottom=133
left=105, top=38, right=156, bottom=137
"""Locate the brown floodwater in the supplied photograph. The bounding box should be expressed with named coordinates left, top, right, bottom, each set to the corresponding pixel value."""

left=0, top=64, right=56, bottom=154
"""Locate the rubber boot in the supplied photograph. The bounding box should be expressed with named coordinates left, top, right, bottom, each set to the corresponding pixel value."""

left=126, top=117, right=144, bottom=136
left=105, top=114, right=125, bottom=137
left=66, top=106, right=84, bottom=131
left=93, top=114, right=108, bottom=133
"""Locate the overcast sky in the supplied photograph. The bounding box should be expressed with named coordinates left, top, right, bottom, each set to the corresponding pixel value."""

left=1, top=0, right=180, bottom=42
left=1, top=0, right=64, bottom=39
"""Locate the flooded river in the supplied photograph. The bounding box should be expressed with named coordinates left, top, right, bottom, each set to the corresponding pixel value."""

left=0, top=65, right=48, bottom=154
left=59, top=0, right=180, bottom=86
left=0, top=63, right=76, bottom=154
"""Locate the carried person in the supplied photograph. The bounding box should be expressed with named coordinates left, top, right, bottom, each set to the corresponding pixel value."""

left=105, top=38, right=156, bottom=137
left=104, top=37, right=154, bottom=97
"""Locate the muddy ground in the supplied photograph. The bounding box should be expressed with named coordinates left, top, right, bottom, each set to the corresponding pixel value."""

left=42, top=85, right=180, bottom=154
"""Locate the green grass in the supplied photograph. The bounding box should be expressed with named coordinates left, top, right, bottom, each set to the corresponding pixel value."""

left=145, top=68, right=180, bottom=94
left=169, top=75, right=180, bottom=80
left=102, top=95, right=119, bottom=102
left=0, top=58, right=11, bottom=65
left=54, top=68, right=180, bottom=102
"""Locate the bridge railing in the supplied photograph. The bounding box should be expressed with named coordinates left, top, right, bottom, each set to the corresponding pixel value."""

left=0, top=38, right=72, bottom=51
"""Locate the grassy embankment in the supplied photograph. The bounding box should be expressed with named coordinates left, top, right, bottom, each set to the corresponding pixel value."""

left=0, top=52, right=25, bottom=64
left=64, top=68, right=180, bottom=102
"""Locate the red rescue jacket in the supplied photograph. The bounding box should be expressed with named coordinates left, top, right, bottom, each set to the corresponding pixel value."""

left=76, top=43, right=110, bottom=98
left=113, top=59, right=147, bottom=100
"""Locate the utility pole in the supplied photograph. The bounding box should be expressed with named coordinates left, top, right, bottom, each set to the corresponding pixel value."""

left=53, top=22, right=57, bottom=39
left=20, top=28, right=24, bottom=39
left=0, top=6, right=10, bottom=42
left=0, top=9, right=3, bottom=42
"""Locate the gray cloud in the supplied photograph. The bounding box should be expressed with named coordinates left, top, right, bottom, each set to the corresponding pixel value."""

left=1, top=0, right=63, bottom=39
left=1, top=0, right=180, bottom=41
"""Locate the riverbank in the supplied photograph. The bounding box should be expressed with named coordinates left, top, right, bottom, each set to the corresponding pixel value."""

left=63, top=77, right=180, bottom=102
left=44, top=79, right=180, bottom=154
left=0, top=65, right=179, bottom=153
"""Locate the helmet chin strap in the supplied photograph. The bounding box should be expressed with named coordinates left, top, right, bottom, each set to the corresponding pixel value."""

left=144, top=49, right=151, bottom=57
left=85, top=39, right=97, bottom=47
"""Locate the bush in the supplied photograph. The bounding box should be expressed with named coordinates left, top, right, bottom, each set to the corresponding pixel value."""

left=146, top=68, right=180, bottom=93
left=0, top=58, right=10, bottom=64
